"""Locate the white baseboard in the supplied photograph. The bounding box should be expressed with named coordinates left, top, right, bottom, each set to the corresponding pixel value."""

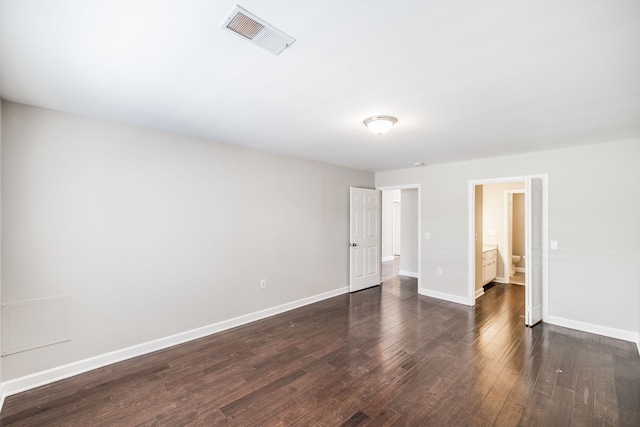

left=546, top=315, right=640, bottom=344
left=0, top=286, right=349, bottom=406
left=515, top=267, right=525, bottom=273
left=399, top=270, right=418, bottom=278
left=419, top=288, right=474, bottom=306
left=475, top=288, right=484, bottom=299
left=637, top=340, right=640, bottom=357
left=382, top=256, right=395, bottom=262
left=493, top=277, right=509, bottom=284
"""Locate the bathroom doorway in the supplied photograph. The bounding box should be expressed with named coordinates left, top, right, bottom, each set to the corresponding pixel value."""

left=475, top=181, right=525, bottom=288
left=468, top=175, right=549, bottom=326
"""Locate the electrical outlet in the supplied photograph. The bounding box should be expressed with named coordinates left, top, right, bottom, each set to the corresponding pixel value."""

left=437, top=267, right=443, bottom=275
left=260, top=279, right=267, bottom=289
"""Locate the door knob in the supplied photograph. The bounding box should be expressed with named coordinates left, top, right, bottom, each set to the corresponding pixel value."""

left=350, top=243, right=357, bottom=247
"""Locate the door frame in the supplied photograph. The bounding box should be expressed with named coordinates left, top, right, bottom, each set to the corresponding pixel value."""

left=467, top=175, right=549, bottom=321
left=378, top=184, right=422, bottom=291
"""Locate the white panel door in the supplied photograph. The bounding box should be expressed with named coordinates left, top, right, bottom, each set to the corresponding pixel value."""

left=350, top=187, right=381, bottom=292
left=525, top=178, right=543, bottom=326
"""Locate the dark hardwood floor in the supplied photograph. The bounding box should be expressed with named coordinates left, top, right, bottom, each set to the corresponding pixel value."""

left=1, top=258, right=639, bottom=426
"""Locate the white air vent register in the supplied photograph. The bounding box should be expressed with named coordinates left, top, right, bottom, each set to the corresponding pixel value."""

left=221, top=5, right=296, bottom=55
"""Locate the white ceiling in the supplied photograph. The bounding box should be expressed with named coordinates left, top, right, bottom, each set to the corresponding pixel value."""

left=1, top=1, right=639, bottom=172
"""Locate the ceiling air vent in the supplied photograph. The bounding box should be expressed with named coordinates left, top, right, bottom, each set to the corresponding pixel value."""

left=221, top=5, right=296, bottom=55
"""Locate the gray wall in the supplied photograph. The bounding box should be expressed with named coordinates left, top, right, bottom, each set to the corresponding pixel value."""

left=376, top=139, right=640, bottom=337
left=381, top=189, right=400, bottom=261
left=1, top=102, right=374, bottom=380
left=400, top=189, right=418, bottom=276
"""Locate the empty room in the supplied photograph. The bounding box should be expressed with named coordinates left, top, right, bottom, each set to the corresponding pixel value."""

left=0, top=1, right=639, bottom=425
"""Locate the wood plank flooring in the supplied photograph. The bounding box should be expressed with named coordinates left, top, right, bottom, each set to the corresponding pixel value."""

left=1, top=259, right=639, bottom=426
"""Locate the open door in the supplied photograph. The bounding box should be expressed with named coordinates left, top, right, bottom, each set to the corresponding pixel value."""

left=525, top=178, right=543, bottom=326
left=350, top=187, right=381, bottom=292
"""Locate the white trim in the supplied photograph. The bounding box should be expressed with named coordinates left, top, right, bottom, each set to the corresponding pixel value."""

left=377, top=184, right=422, bottom=191
left=0, top=384, right=5, bottom=413
left=0, top=286, right=349, bottom=402
left=419, top=288, right=474, bottom=306
left=515, top=267, right=525, bottom=273
left=382, top=256, right=395, bottom=262
left=377, top=184, right=421, bottom=292
left=475, top=288, right=484, bottom=299
left=399, top=270, right=418, bottom=278
left=637, top=341, right=640, bottom=357
left=493, top=277, right=509, bottom=284
left=546, top=315, right=640, bottom=344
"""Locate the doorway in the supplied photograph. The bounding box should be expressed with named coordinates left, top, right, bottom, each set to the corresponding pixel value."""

left=476, top=182, right=525, bottom=286
left=468, top=175, right=549, bottom=326
left=379, top=185, right=422, bottom=290
left=382, top=190, right=402, bottom=263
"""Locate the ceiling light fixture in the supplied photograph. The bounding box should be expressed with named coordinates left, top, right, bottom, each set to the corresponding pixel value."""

left=363, top=116, right=397, bottom=135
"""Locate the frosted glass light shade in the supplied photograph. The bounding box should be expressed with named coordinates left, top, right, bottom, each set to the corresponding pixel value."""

left=363, top=116, right=397, bottom=135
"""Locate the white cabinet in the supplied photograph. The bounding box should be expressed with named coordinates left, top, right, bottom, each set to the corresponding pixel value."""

left=482, top=249, right=497, bottom=285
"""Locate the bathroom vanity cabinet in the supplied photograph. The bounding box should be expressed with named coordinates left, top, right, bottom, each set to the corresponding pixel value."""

left=482, top=248, right=497, bottom=285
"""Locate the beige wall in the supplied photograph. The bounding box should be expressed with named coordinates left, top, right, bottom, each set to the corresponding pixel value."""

left=474, top=185, right=483, bottom=293
left=513, top=193, right=525, bottom=267
left=376, top=139, right=640, bottom=337
left=1, top=102, right=374, bottom=380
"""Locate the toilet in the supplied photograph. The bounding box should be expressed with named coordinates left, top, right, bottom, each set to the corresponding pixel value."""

left=511, top=255, right=522, bottom=276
